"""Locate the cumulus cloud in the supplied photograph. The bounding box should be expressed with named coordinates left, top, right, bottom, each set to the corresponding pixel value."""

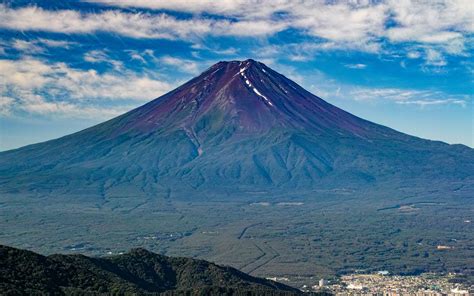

left=0, top=4, right=281, bottom=40
left=291, top=2, right=387, bottom=46
left=386, top=0, right=473, bottom=45
left=86, top=0, right=474, bottom=55
left=384, top=0, right=472, bottom=65
left=0, top=1, right=471, bottom=59
left=0, top=58, right=173, bottom=118
left=91, top=1, right=386, bottom=50
left=0, top=4, right=210, bottom=39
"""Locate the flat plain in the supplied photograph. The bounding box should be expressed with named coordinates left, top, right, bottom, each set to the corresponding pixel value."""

left=1, top=186, right=472, bottom=285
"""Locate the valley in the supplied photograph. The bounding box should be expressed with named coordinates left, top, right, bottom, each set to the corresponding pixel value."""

left=1, top=189, right=472, bottom=287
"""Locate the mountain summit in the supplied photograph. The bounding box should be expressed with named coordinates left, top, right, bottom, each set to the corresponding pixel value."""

left=1, top=60, right=472, bottom=199
left=113, top=59, right=390, bottom=136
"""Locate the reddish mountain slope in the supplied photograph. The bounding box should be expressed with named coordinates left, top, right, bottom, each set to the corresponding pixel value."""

left=0, top=59, right=472, bottom=199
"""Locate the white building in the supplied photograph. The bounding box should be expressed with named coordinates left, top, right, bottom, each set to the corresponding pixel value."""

left=319, top=279, right=328, bottom=287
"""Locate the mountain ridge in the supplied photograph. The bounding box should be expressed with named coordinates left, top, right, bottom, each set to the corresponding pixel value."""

left=0, top=244, right=304, bottom=295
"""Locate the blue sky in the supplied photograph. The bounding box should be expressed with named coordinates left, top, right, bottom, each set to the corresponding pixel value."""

left=0, top=0, right=472, bottom=150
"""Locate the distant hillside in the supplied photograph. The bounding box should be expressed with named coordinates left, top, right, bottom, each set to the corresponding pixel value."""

left=0, top=245, right=306, bottom=295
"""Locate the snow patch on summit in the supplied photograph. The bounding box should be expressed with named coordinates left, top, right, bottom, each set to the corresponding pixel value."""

left=239, top=67, right=274, bottom=107
left=252, top=87, right=273, bottom=106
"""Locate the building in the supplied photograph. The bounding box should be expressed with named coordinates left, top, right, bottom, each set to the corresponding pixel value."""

left=319, top=279, right=328, bottom=287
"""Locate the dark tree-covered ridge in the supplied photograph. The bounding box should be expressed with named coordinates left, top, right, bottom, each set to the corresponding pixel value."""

left=0, top=244, right=306, bottom=295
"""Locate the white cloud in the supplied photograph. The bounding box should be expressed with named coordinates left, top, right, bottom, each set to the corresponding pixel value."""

left=407, top=51, right=421, bottom=59
left=347, top=86, right=468, bottom=108
left=0, top=4, right=209, bottom=39
left=85, top=0, right=473, bottom=56
left=292, top=3, right=387, bottom=44
left=6, top=38, right=77, bottom=55
left=124, top=49, right=159, bottom=65
left=396, top=99, right=467, bottom=107
left=83, top=50, right=110, bottom=63
left=425, top=48, right=447, bottom=66
left=37, top=38, right=76, bottom=48
left=87, top=0, right=288, bottom=18
left=158, top=56, right=200, bottom=74
left=121, top=50, right=202, bottom=74
left=0, top=57, right=174, bottom=118
left=214, top=47, right=238, bottom=55
left=345, top=63, right=367, bottom=69
left=1, top=92, right=131, bottom=118
left=350, top=88, right=422, bottom=102
left=288, top=54, right=312, bottom=62
left=0, top=96, right=14, bottom=115
left=11, top=94, right=131, bottom=118
left=12, top=39, right=45, bottom=54
left=0, top=4, right=281, bottom=40
left=385, top=0, right=473, bottom=62
left=417, top=32, right=463, bottom=44
left=126, top=50, right=147, bottom=64
left=1, top=1, right=472, bottom=58
left=83, top=50, right=124, bottom=70
left=217, top=19, right=287, bottom=37
left=386, top=0, right=473, bottom=43
left=305, top=68, right=469, bottom=108
left=88, top=1, right=388, bottom=51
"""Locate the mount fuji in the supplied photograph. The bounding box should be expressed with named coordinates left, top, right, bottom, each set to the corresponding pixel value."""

left=1, top=59, right=473, bottom=200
